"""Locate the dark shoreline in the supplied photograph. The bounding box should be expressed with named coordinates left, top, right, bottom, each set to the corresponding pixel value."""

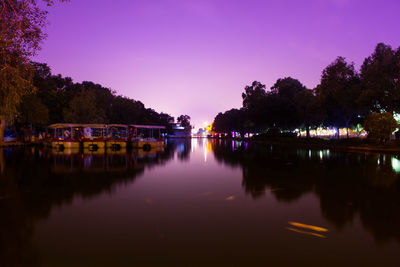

left=214, top=137, right=400, bottom=154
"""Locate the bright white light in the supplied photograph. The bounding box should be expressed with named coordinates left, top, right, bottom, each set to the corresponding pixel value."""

left=392, top=157, right=400, bottom=173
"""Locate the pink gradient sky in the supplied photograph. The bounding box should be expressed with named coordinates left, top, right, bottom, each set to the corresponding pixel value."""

left=34, top=0, right=400, bottom=130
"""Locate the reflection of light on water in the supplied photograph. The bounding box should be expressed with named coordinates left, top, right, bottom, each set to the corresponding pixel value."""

left=204, top=140, right=207, bottom=162
left=287, top=227, right=327, bottom=238
left=308, top=150, right=311, bottom=158
left=84, top=155, right=92, bottom=168
left=191, top=139, right=197, bottom=152
left=206, top=141, right=212, bottom=152
left=202, top=140, right=213, bottom=163
left=225, top=195, right=235, bottom=201
left=288, top=221, right=328, bottom=232
left=287, top=221, right=328, bottom=238
left=179, top=144, right=185, bottom=153
left=391, top=157, right=400, bottom=173
left=316, top=150, right=330, bottom=160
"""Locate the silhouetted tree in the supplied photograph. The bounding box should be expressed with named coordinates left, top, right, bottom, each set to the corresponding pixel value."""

left=18, top=94, right=49, bottom=126
left=316, top=57, right=361, bottom=137
left=177, top=115, right=192, bottom=132
left=63, top=90, right=106, bottom=123
left=242, top=81, right=268, bottom=130
left=213, top=108, right=247, bottom=136
left=14, top=63, right=175, bottom=129
left=270, top=77, right=306, bottom=130
left=360, top=43, right=400, bottom=113
left=364, top=112, right=398, bottom=142
left=295, top=89, right=325, bottom=137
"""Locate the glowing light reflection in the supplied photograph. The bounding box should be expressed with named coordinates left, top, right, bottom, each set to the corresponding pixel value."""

left=287, top=227, right=327, bottom=238
left=391, top=157, right=400, bottom=173
left=288, top=221, right=328, bottom=232
left=225, top=195, right=235, bottom=201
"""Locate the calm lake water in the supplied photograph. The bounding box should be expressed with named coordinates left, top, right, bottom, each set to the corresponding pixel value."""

left=1, top=138, right=400, bottom=266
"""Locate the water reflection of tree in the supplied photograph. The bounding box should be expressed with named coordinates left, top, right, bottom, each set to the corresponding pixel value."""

left=0, top=142, right=185, bottom=266
left=212, top=140, right=400, bottom=244
left=167, top=138, right=191, bottom=161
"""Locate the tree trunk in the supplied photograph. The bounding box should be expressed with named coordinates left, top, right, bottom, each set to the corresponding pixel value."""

left=306, top=125, right=310, bottom=138
left=337, top=127, right=340, bottom=139
left=0, top=115, right=5, bottom=146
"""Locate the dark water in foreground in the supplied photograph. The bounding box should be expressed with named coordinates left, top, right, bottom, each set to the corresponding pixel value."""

left=1, top=139, right=400, bottom=266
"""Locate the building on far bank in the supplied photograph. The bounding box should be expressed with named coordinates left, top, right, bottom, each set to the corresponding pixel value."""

left=169, top=124, right=191, bottom=138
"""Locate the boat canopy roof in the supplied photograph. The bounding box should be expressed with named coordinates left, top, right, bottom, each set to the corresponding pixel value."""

left=129, top=124, right=166, bottom=129
left=48, top=123, right=166, bottom=129
left=82, top=124, right=106, bottom=128
left=107, top=124, right=128, bottom=128
left=48, top=123, right=84, bottom=128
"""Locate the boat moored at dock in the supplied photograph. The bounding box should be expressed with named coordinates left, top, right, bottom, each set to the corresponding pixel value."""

left=47, top=123, right=83, bottom=150
left=129, top=125, right=166, bottom=150
left=106, top=124, right=128, bottom=150
left=82, top=124, right=106, bottom=151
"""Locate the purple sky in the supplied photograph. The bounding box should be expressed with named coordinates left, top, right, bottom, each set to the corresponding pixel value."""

left=35, top=0, right=400, bottom=130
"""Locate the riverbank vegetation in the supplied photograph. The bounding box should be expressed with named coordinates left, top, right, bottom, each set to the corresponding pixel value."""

left=23, top=62, right=175, bottom=127
left=1, top=61, right=177, bottom=139
left=213, top=43, right=400, bottom=141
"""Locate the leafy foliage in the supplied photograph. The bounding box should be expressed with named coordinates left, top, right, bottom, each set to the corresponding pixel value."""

left=360, top=43, right=400, bottom=113
left=213, top=108, right=247, bottom=135
left=0, top=54, right=35, bottom=121
left=63, top=90, right=105, bottom=123
left=19, top=93, right=49, bottom=125
left=316, top=57, right=361, bottom=134
left=20, top=63, right=174, bottom=127
left=295, top=89, right=325, bottom=137
left=270, top=77, right=306, bottom=129
left=363, top=112, right=398, bottom=142
left=177, top=115, right=192, bottom=131
left=0, top=0, right=66, bottom=142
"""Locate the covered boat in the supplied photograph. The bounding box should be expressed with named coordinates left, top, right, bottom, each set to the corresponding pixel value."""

left=106, top=124, right=128, bottom=150
left=82, top=124, right=106, bottom=151
left=128, top=125, right=166, bottom=149
left=47, top=123, right=83, bottom=150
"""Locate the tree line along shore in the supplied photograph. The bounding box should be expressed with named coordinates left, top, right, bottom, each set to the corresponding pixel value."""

left=212, top=42, right=400, bottom=145
left=0, top=62, right=195, bottom=145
